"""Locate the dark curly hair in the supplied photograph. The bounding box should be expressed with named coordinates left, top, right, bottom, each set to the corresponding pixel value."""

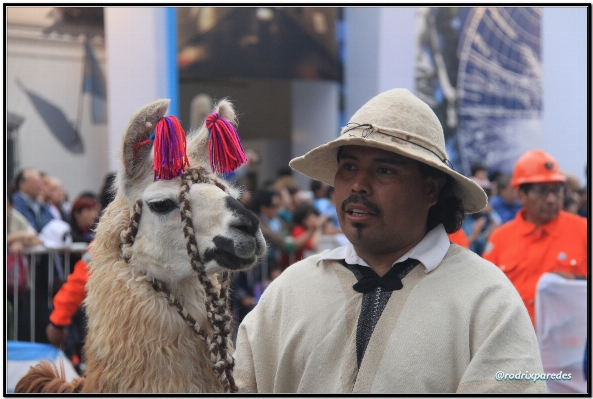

left=418, top=162, right=465, bottom=234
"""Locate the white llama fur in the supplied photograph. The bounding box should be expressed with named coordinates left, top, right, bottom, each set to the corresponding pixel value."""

left=17, top=98, right=266, bottom=393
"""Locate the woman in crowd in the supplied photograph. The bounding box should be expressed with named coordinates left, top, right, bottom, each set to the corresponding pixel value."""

left=286, top=203, right=327, bottom=264
left=68, top=193, right=100, bottom=268
left=69, top=194, right=100, bottom=245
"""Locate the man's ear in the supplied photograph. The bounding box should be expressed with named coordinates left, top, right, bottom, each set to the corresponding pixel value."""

left=425, top=175, right=447, bottom=206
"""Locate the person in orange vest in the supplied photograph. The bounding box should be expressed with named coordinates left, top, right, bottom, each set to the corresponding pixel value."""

left=483, top=150, right=587, bottom=325
left=447, top=229, right=469, bottom=248
left=46, top=250, right=91, bottom=371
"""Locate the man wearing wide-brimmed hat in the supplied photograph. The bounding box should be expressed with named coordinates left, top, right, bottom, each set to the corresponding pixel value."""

left=234, top=89, right=546, bottom=393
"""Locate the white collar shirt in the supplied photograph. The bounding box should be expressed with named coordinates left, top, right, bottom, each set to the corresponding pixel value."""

left=317, top=224, right=450, bottom=273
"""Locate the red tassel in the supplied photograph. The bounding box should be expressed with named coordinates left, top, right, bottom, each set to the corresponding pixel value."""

left=152, top=116, right=190, bottom=180
left=205, top=113, right=247, bottom=174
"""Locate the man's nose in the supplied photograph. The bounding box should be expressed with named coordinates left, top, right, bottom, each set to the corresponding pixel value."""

left=544, top=190, right=562, bottom=202
left=351, top=169, right=372, bottom=195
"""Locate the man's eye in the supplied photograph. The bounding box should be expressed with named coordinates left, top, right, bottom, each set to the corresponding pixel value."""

left=378, top=167, right=393, bottom=174
left=342, top=163, right=356, bottom=171
left=148, top=199, right=178, bottom=214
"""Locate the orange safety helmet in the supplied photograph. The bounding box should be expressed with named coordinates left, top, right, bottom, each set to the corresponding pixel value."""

left=510, top=149, right=566, bottom=188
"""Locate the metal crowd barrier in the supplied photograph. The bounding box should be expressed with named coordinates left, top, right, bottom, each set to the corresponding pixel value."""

left=11, top=236, right=343, bottom=343
left=9, top=243, right=88, bottom=343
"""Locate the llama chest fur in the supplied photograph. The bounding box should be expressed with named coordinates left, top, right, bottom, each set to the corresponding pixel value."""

left=83, top=257, right=223, bottom=393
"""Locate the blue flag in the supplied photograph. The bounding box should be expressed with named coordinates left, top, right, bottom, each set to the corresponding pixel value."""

left=17, top=79, right=84, bottom=154
left=83, top=38, right=107, bottom=124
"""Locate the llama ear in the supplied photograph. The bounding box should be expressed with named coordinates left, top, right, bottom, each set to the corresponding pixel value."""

left=187, top=98, right=238, bottom=172
left=213, top=98, right=237, bottom=126
left=120, top=99, right=170, bottom=182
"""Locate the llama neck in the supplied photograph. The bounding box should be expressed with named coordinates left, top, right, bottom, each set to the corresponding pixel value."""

left=83, top=256, right=223, bottom=392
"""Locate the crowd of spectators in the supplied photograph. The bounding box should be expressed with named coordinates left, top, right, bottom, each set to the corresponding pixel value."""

left=7, top=167, right=113, bottom=370
left=8, top=149, right=589, bottom=369
left=230, top=165, right=345, bottom=335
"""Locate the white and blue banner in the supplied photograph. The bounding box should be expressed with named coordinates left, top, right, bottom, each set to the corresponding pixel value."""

left=6, top=341, right=79, bottom=393
left=535, top=274, right=588, bottom=393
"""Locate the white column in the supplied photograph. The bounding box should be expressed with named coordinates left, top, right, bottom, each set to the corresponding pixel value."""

left=291, top=80, right=340, bottom=189
left=377, top=7, right=416, bottom=93
left=344, top=7, right=416, bottom=118
left=542, top=7, right=588, bottom=186
left=343, top=7, right=380, bottom=118
left=104, top=7, right=171, bottom=172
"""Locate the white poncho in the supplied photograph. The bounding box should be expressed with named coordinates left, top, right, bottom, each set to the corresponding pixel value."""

left=235, top=244, right=547, bottom=393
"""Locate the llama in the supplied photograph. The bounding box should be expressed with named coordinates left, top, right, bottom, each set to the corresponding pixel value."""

left=15, top=98, right=267, bottom=393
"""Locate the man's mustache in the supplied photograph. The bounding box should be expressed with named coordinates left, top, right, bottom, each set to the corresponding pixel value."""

left=341, top=195, right=381, bottom=215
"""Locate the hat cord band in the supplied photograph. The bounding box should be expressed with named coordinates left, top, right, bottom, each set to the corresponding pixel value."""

left=341, top=122, right=450, bottom=166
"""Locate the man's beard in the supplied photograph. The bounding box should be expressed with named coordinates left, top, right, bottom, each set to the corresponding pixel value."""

left=352, top=222, right=364, bottom=239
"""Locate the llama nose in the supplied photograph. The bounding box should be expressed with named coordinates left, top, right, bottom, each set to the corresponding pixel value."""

left=225, top=196, right=260, bottom=236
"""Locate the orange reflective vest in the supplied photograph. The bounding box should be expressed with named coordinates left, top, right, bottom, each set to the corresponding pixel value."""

left=483, top=210, right=588, bottom=325
left=448, top=229, right=469, bottom=249
left=49, top=257, right=89, bottom=327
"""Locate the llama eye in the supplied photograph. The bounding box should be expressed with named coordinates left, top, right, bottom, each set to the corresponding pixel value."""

left=148, top=199, right=178, bottom=214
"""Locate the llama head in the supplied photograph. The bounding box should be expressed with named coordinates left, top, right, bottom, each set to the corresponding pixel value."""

left=115, top=98, right=266, bottom=284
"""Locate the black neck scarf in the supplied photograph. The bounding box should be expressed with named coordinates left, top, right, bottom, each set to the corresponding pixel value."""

left=352, top=257, right=419, bottom=294
left=342, top=258, right=420, bottom=369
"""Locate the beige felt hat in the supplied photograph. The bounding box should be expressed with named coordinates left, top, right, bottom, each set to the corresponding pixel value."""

left=289, top=88, right=487, bottom=214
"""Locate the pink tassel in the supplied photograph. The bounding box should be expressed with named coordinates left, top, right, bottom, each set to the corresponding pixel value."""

left=152, top=116, right=190, bottom=180
left=205, top=112, right=247, bottom=174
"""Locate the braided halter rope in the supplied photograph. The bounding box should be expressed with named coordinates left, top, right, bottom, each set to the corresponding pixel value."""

left=120, top=167, right=238, bottom=393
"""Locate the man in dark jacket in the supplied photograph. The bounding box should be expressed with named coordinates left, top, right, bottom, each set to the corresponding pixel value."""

left=12, top=168, right=55, bottom=232
left=12, top=168, right=59, bottom=343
